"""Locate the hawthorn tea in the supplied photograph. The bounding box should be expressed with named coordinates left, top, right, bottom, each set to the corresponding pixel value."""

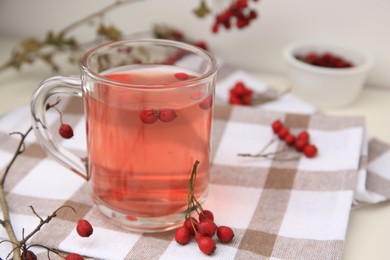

left=31, top=39, right=218, bottom=232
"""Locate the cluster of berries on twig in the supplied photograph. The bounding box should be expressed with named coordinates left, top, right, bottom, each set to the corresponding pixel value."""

left=238, top=120, right=318, bottom=160
left=174, top=161, right=235, bottom=255
left=229, top=81, right=254, bottom=105
left=212, top=0, right=259, bottom=33
left=272, top=120, right=318, bottom=158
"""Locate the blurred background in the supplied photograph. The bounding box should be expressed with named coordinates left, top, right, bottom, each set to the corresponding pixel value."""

left=0, top=0, right=389, bottom=88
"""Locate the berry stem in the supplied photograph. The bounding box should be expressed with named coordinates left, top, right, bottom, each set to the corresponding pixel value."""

left=237, top=148, right=287, bottom=158
left=185, top=160, right=209, bottom=232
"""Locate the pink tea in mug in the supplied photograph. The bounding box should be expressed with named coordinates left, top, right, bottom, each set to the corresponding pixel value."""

left=85, top=65, right=212, bottom=220
left=31, top=39, right=217, bottom=232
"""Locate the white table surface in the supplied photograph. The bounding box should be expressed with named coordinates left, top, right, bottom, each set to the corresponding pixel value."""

left=1, top=37, right=390, bottom=260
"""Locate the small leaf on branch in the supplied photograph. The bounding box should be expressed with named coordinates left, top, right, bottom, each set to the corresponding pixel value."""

left=193, top=0, right=211, bottom=18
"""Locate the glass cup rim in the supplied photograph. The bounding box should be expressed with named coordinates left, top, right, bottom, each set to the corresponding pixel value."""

left=81, top=38, right=218, bottom=90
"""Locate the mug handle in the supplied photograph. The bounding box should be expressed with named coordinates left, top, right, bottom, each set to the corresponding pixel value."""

left=31, top=76, right=88, bottom=180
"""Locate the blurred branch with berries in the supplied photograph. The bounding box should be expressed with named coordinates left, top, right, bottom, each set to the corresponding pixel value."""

left=193, top=0, right=259, bottom=34
left=0, top=0, right=260, bottom=74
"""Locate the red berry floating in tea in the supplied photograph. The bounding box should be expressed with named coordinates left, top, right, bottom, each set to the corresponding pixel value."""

left=159, top=109, right=177, bottom=123
left=174, top=72, right=189, bottom=80
left=199, top=96, right=213, bottom=110
left=139, top=109, right=160, bottom=124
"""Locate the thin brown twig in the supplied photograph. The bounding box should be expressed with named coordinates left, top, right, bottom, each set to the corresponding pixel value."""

left=0, top=126, right=33, bottom=260
left=0, top=0, right=141, bottom=74
left=21, top=205, right=77, bottom=245
left=0, top=127, right=33, bottom=186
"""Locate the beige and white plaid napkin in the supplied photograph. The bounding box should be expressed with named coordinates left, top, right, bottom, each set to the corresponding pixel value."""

left=0, top=65, right=389, bottom=259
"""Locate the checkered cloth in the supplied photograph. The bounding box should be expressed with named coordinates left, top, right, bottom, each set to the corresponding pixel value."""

left=1, top=65, right=389, bottom=259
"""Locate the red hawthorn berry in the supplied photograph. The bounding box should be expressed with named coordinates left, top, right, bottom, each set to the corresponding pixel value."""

left=197, top=236, right=216, bottom=255
left=294, top=138, right=308, bottom=152
left=76, top=219, right=93, bottom=237
left=175, top=226, right=191, bottom=245
left=249, top=10, right=258, bottom=20
left=297, top=131, right=310, bottom=142
left=217, top=226, right=235, bottom=243
left=199, top=210, right=214, bottom=222
left=277, top=127, right=289, bottom=139
left=174, top=72, right=189, bottom=80
left=184, top=217, right=199, bottom=235
left=212, top=23, right=219, bottom=33
left=284, top=133, right=296, bottom=146
left=139, top=109, right=160, bottom=124
left=194, top=41, right=208, bottom=50
left=241, top=94, right=252, bottom=105
left=159, top=109, right=177, bottom=123
left=304, top=144, right=318, bottom=158
left=173, top=31, right=184, bottom=40
left=223, top=20, right=231, bottom=29
left=231, top=81, right=247, bottom=96
left=194, top=232, right=203, bottom=243
left=21, top=250, right=37, bottom=260
left=271, top=120, right=283, bottom=133
left=199, top=96, right=213, bottom=110
left=197, top=219, right=217, bottom=237
left=236, top=18, right=249, bottom=28
left=229, top=82, right=253, bottom=105
left=59, top=124, right=74, bottom=139
left=229, top=94, right=242, bottom=105
left=191, top=91, right=204, bottom=100
left=65, top=253, right=84, bottom=260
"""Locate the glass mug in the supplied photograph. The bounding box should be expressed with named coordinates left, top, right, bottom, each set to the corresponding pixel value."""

left=31, top=39, right=218, bottom=232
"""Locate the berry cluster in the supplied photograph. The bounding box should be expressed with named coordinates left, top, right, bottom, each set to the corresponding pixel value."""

left=295, top=52, right=354, bottom=68
left=174, top=161, right=235, bottom=255
left=212, top=0, right=258, bottom=33
left=176, top=209, right=235, bottom=255
left=229, top=81, right=253, bottom=105
left=272, top=120, right=318, bottom=158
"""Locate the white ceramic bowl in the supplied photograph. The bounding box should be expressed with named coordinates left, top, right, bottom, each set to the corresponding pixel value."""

left=283, top=41, right=373, bottom=107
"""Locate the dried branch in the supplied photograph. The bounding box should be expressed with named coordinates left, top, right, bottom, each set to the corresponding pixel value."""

left=0, top=0, right=141, bottom=74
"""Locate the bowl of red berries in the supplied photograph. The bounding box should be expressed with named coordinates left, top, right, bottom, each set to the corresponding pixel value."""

left=283, top=41, right=373, bottom=107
